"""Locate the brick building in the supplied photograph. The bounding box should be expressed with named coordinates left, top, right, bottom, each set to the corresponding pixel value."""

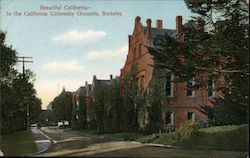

left=72, top=83, right=94, bottom=128
left=120, top=16, right=221, bottom=129
left=72, top=75, right=115, bottom=129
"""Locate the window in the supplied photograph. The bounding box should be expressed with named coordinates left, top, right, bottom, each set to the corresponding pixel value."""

left=133, top=47, right=137, bottom=60
left=140, top=75, right=144, bottom=88
left=166, top=111, right=174, bottom=125
left=139, top=44, right=142, bottom=57
left=187, top=112, right=195, bottom=122
left=76, top=100, right=80, bottom=111
left=208, top=77, right=216, bottom=98
left=166, top=73, right=174, bottom=97
left=187, top=77, right=195, bottom=98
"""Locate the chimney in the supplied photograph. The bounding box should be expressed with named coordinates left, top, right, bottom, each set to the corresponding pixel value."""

left=146, top=18, right=152, bottom=38
left=135, top=16, right=141, bottom=24
left=156, top=20, right=163, bottom=29
left=176, top=15, right=183, bottom=35
left=110, top=74, right=113, bottom=80
left=197, top=20, right=205, bottom=32
left=93, top=75, right=97, bottom=81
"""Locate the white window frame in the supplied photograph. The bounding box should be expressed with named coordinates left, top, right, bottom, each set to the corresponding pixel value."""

left=166, top=74, right=174, bottom=98
left=208, top=79, right=216, bottom=99
left=76, top=100, right=80, bottom=111
left=187, top=77, right=195, bottom=98
left=170, top=112, right=174, bottom=125
left=192, top=112, right=195, bottom=122
left=187, top=112, right=195, bottom=122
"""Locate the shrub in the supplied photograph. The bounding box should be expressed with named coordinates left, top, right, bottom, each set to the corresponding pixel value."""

left=176, top=121, right=199, bottom=143
left=196, top=120, right=215, bottom=129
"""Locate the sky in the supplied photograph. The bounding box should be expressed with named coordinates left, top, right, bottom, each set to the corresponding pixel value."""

left=1, top=0, right=195, bottom=110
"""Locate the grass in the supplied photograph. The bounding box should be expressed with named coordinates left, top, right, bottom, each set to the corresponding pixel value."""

left=187, top=124, right=249, bottom=151
left=104, top=124, right=249, bottom=151
left=0, top=130, right=37, bottom=156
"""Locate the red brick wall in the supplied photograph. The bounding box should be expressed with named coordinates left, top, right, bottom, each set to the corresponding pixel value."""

left=120, top=16, right=154, bottom=89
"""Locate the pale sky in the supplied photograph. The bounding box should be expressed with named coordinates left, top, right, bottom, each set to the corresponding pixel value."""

left=1, top=0, right=195, bottom=109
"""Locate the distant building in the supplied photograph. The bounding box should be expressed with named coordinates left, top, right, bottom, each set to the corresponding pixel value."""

left=91, top=75, right=112, bottom=92
left=72, top=75, right=115, bottom=129
left=47, top=102, right=53, bottom=111
left=72, top=84, right=94, bottom=129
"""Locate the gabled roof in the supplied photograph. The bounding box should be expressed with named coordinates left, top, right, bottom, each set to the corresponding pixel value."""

left=87, top=84, right=92, bottom=89
left=182, top=20, right=198, bottom=31
left=75, top=86, right=86, bottom=94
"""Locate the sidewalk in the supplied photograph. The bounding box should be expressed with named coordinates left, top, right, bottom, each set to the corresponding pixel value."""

left=29, top=127, right=52, bottom=156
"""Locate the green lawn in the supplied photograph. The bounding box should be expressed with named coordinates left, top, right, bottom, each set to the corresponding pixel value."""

left=0, top=130, right=37, bottom=156
left=104, top=124, right=249, bottom=151
left=187, top=124, right=249, bottom=151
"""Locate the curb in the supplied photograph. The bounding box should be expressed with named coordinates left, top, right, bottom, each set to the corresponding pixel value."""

left=143, top=143, right=187, bottom=150
left=142, top=142, right=249, bottom=152
left=100, top=135, right=249, bottom=153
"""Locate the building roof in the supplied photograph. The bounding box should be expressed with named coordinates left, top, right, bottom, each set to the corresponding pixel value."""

left=75, top=86, right=87, bottom=94
left=87, top=84, right=92, bottom=89
left=47, top=102, right=53, bottom=110
left=143, top=27, right=177, bottom=39
left=182, top=20, right=198, bottom=31
left=97, top=79, right=111, bottom=86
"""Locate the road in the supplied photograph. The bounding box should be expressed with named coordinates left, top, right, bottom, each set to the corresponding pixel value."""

left=36, top=127, right=248, bottom=158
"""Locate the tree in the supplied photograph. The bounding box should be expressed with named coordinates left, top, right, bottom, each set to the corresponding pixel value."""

left=149, top=0, right=249, bottom=125
left=1, top=31, right=42, bottom=134
left=92, top=82, right=106, bottom=133
left=145, top=67, right=167, bottom=133
left=111, top=79, right=123, bottom=132
left=72, top=95, right=87, bottom=130
left=123, top=64, right=139, bottom=131
left=92, top=77, right=122, bottom=133
left=104, top=78, right=123, bottom=132
left=78, top=96, right=87, bottom=129
left=28, top=95, right=42, bottom=124
left=52, top=90, right=73, bottom=124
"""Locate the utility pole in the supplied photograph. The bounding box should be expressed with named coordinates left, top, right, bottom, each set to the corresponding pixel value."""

left=17, top=56, right=33, bottom=79
left=17, top=56, right=33, bottom=129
